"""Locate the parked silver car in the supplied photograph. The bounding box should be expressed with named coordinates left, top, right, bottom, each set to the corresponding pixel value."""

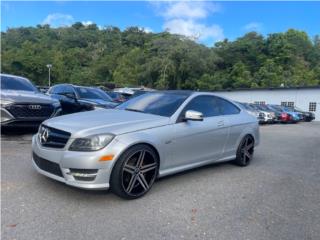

left=32, top=91, right=259, bottom=199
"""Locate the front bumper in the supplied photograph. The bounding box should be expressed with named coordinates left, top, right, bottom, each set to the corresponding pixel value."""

left=1, top=107, right=62, bottom=127
left=32, top=134, right=126, bottom=190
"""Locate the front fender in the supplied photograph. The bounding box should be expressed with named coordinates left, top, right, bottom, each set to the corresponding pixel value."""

left=110, top=125, right=174, bottom=172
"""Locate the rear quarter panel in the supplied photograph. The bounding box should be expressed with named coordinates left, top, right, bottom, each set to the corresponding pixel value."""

left=223, top=111, right=259, bottom=158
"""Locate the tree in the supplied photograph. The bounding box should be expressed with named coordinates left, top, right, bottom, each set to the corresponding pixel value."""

left=1, top=25, right=319, bottom=89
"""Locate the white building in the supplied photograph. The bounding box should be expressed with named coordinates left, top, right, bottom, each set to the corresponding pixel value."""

left=215, top=86, right=320, bottom=121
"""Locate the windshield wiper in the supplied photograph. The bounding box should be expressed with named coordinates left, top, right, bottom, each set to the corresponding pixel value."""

left=125, top=108, right=144, bottom=113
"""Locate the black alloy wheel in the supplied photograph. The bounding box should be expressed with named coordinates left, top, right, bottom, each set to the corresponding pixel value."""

left=234, top=135, right=254, bottom=167
left=110, top=144, right=158, bottom=199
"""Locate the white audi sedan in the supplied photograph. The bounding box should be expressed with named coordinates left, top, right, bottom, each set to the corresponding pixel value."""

left=32, top=91, right=259, bottom=199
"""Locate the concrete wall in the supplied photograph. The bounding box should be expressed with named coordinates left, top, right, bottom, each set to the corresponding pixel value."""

left=215, top=88, right=320, bottom=121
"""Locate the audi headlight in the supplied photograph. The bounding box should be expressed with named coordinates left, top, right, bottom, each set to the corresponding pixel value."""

left=69, top=134, right=115, bottom=151
left=0, top=99, right=13, bottom=107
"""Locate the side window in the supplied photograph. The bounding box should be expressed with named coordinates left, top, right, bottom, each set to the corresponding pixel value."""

left=216, top=98, right=240, bottom=115
left=182, top=96, right=220, bottom=118
left=50, top=86, right=61, bottom=94
left=63, top=85, right=75, bottom=94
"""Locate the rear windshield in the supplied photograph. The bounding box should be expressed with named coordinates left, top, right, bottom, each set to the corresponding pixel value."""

left=75, top=87, right=112, bottom=101
left=269, top=105, right=283, bottom=111
left=256, top=105, right=270, bottom=111
left=0, top=75, right=38, bottom=92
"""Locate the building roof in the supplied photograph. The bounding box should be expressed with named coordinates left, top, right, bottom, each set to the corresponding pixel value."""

left=212, top=85, right=320, bottom=92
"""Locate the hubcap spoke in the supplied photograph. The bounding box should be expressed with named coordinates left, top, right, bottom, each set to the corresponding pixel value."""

left=137, top=173, right=149, bottom=191
left=140, top=162, right=157, bottom=173
left=244, top=150, right=251, bottom=159
left=126, top=174, right=138, bottom=193
left=123, top=164, right=135, bottom=174
left=247, top=142, right=254, bottom=150
left=136, top=150, right=145, bottom=168
left=245, top=137, right=249, bottom=146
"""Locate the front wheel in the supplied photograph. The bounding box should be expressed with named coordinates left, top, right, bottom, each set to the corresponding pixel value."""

left=110, top=144, right=159, bottom=199
left=234, top=135, right=255, bottom=167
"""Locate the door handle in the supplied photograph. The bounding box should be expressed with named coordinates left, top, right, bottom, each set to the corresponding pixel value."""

left=217, top=121, right=224, bottom=127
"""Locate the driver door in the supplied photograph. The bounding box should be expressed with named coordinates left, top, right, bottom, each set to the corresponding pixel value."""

left=169, top=95, right=229, bottom=168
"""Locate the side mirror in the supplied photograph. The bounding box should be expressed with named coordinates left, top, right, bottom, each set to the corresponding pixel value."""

left=184, top=110, right=204, bottom=121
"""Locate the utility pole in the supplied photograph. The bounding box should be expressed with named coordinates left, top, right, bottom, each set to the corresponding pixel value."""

left=46, top=64, right=52, bottom=87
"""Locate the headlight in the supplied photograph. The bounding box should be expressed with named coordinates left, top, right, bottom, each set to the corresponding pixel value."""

left=0, top=99, right=13, bottom=107
left=69, top=134, right=115, bottom=151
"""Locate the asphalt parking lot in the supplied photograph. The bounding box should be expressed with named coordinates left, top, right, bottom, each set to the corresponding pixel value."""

left=1, top=122, right=320, bottom=240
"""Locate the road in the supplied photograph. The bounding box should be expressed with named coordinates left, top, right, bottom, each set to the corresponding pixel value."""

left=1, top=122, right=320, bottom=240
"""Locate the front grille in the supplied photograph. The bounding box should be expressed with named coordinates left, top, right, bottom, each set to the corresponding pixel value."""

left=6, top=104, right=54, bottom=118
left=39, top=125, right=71, bottom=149
left=33, top=152, right=63, bottom=177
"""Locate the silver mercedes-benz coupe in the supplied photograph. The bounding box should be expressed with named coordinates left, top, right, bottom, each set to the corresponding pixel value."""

left=32, top=91, right=259, bottom=199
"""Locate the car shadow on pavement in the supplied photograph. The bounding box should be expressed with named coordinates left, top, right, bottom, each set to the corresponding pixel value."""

left=1, top=127, right=38, bottom=136
left=1, top=127, right=38, bottom=141
left=37, top=161, right=239, bottom=200
left=31, top=160, right=238, bottom=202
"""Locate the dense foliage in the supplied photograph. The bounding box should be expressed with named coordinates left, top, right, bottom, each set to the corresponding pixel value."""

left=1, top=23, right=320, bottom=90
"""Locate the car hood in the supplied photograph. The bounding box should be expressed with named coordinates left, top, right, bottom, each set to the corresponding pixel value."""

left=1, top=90, right=59, bottom=104
left=43, top=109, right=170, bottom=137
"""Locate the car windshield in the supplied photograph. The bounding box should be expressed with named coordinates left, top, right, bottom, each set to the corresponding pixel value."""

left=240, top=103, right=255, bottom=111
left=284, top=107, right=295, bottom=112
left=116, top=92, right=189, bottom=117
left=248, top=104, right=259, bottom=111
left=75, top=87, right=112, bottom=101
left=0, top=75, right=38, bottom=92
left=257, top=105, right=270, bottom=111
left=106, top=91, right=118, bottom=98
left=269, top=105, right=283, bottom=111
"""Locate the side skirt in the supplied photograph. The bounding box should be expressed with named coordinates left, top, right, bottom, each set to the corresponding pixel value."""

left=158, top=155, right=236, bottom=178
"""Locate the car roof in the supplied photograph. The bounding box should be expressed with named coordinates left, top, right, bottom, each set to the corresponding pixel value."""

left=52, top=83, right=99, bottom=90
left=0, top=73, right=30, bottom=80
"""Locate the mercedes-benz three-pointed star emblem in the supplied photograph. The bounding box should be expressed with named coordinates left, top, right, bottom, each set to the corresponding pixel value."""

left=40, top=127, right=49, bottom=144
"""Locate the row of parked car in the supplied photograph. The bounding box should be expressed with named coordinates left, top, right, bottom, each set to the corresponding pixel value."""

left=237, top=102, right=315, bottom=124
left=0, top=74, right=151, bottom=128
left=0, top=73, right=315, bottom=129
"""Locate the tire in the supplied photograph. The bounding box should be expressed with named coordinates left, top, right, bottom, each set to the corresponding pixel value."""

left=110, top=144, right=159, bottom=199
left=234, top=135, right=255, bottom=167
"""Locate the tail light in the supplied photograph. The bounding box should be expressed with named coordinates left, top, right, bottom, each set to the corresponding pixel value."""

left=281, top=113, right=287, bottom=120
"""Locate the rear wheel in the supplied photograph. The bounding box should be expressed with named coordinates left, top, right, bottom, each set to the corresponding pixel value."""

left=234, top=135, right=254, bottom=167
left=110, top=144, right=158, bottom=199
